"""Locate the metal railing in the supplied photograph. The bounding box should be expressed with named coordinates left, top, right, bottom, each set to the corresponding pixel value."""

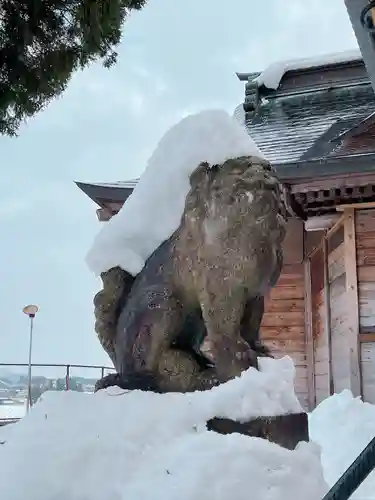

left=0, top=362, right=115, bottom=384
left=0, top=362, right=115, bottom=425
left=322, top=435, right=375, bottom=500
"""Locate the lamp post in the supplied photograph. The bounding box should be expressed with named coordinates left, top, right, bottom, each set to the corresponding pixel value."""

left=22, top=304, right=39, bottom=413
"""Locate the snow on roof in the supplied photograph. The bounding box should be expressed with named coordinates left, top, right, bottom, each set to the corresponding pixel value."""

left=254, top=49, right=363, bottom=90
left=77, top=180, right=138, bottom=190
left=87, top=180, right=138, bottom=189
left=86, top=109, right=265, bottom=276
left=0, top=357, right=329, bottom=500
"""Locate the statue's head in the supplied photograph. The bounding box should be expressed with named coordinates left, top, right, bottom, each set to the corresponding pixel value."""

left=185, top=156, right=282, bottom=231
left=185, top=156, right=306, bottom=230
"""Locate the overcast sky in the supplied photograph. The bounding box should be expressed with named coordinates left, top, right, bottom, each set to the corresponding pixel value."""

left=0, top=0, right=359, bottom=377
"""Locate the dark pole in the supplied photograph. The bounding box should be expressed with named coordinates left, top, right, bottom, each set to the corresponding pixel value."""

left=26, top=314, right=35, bottom=412
left=23, top=305, right=39, bottom=413
left=66, top=365, right=70, bottom=390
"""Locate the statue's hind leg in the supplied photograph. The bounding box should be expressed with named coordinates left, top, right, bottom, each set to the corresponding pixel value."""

left=95, top=292, right=209, bottom=394
left=240, top=296, right=273, bottom=358
left=94, top=349, right=224, bottom=394
left=156, top=348, right=222, bottom=392
left=93, top=266, right=136, bottom=365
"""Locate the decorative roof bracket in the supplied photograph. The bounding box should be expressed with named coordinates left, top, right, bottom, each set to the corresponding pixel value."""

left=243, top=79, right=261, bottom=114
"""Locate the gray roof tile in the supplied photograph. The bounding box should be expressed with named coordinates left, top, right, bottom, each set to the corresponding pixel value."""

left=246, top=84, right=375, bottom=164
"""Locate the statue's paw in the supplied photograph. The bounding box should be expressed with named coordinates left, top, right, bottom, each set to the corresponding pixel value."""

left=251, top=340, right=274, bottom=358
left=200, top=336, right=258, bottom=374
left=233, top=339, right=258, bottom=369
left=235, top=344, right=258, bottom=366
left=94, top=373, right=122, bottom=392
left=95, top=372, right=161, bottom=393
left=199, top=338, right=216, bottom=364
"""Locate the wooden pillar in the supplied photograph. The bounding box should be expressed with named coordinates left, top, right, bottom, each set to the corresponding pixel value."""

left=343, top=208, right=362, bottom=398
left=304, top=259, right=315, bottom=410
left=323, top=237, right=334, bottom=396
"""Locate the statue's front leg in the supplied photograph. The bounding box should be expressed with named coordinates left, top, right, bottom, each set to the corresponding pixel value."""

left=240, top=295, right=273, bottom=358
left=198, top=287, right=258, bottom=380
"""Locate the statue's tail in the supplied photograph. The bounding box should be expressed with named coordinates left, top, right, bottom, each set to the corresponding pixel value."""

left=93, top=266, right=136, bottom=364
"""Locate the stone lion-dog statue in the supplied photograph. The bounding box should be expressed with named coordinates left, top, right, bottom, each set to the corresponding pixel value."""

left=93, top=155, right=304, bottom=393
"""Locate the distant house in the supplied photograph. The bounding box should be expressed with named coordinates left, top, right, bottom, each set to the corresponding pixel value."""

left=77, top=50, right=375, bottom=411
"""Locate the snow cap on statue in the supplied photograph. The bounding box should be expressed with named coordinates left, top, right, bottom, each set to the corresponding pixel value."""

left=86, top=109, right=265, bottom=277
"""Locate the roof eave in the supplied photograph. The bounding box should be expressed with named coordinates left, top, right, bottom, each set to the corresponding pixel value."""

left=236, top=71, right=261, bottom=82
left=274, top=153, right=375, bottom=182
left=75, top=181, right=134, bottom=205
left=75, top=154, right=375, bottom=206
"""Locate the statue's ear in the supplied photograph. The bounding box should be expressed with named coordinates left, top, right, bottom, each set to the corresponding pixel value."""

left=189, top=162, right=211, bottom=189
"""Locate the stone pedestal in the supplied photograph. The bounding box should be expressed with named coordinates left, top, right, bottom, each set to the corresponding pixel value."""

left=206, top=412, right=309, bottom=450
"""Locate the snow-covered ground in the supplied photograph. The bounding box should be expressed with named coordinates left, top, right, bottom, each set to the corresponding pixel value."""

left=86, top=109, right=265, bottom=277
left=309, top=390, right=375, bottom=500
left=0, top=356, right=329, bottom=500
left=0, top=357, right=374, bottom=499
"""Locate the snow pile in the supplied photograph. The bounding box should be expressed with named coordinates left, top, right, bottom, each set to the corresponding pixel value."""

left=0, top=356, right=328, bottom=500
left=254, top=49, right=362, bottom=90
left=309, top=390, right=375, bottom=499
left=86, top=109, right=265, bottom=277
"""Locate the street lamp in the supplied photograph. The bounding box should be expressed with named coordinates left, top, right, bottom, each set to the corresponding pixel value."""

left=22, top=304, right=39, bottom=413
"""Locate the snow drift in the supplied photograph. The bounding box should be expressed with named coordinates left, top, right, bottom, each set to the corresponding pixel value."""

left=309, top=389, right=375, bottom=499
left=86, top=109, right=265, bottom=277
left=0, top=357, right=328, bottom=500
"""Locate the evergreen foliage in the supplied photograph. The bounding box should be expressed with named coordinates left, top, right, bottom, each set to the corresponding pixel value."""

left=0, top=0, right=146, bottom=135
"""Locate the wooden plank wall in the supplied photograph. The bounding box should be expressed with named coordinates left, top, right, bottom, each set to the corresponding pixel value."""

left=361, top=343, right=375, bottom=403
left=279, top=209, right=375, bottom=407
left=260, top=219, right=308, bottom=409
left=257, top=219, right=308, bottom=409
left=326, top=229, right=351, bottom=396
left=307, top=222, right=358, bottom=406
left=356, top=209, right=375, bottom=404
left=356, top=210, right=375, bottom=332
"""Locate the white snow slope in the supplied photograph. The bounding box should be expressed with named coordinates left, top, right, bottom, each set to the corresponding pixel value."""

left=309, top=389, right=375, bottom=499
left=86, top=109, right=265, bottom=277
left=0, top=356, right=328, bottom=500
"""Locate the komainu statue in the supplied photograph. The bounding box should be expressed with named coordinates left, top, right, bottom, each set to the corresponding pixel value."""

left=93, top=155, right=302, bottom=393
